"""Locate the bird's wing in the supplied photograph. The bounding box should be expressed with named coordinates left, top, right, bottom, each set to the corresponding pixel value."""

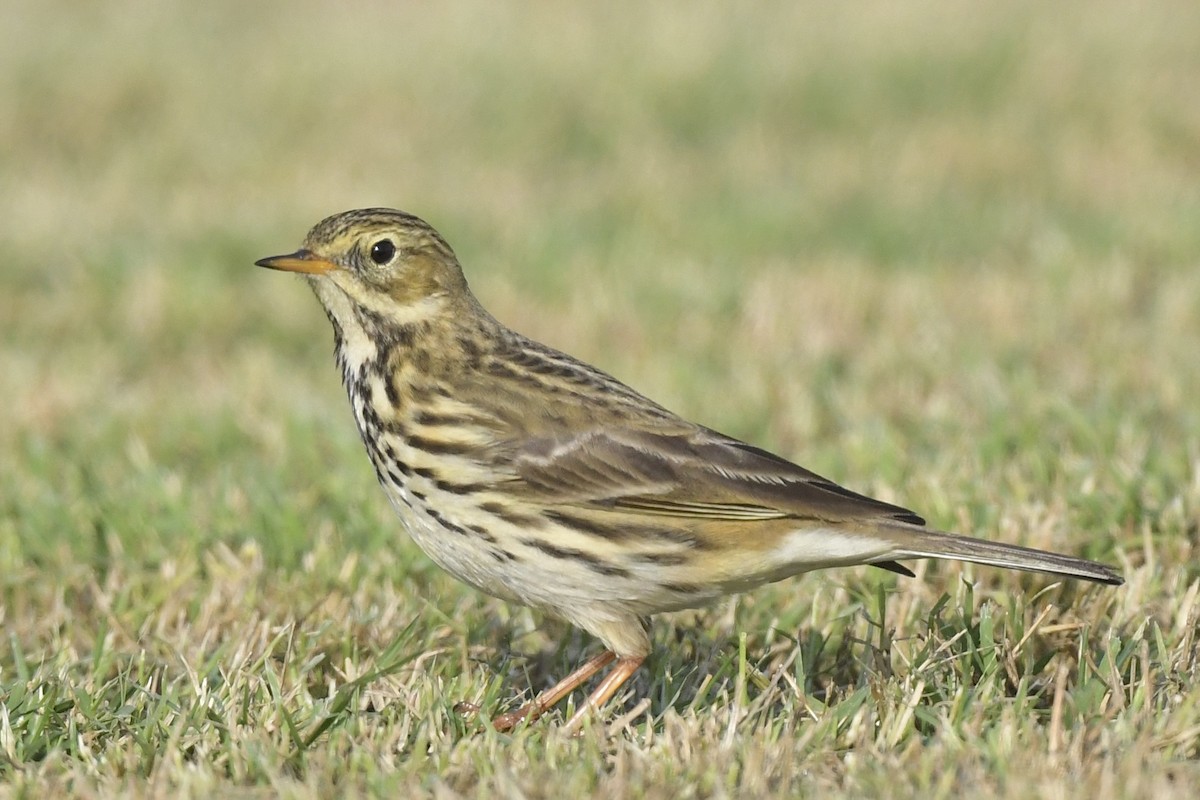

left=505, top=425, right=925, bottom=527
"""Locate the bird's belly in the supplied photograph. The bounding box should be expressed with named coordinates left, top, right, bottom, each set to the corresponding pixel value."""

left=373, top=469, right=708, bottom=617
left=372, top=477, right=522, bottom=604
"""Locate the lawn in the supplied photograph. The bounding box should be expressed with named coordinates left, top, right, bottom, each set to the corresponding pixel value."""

left=2, top=1, right=1198, bottom=796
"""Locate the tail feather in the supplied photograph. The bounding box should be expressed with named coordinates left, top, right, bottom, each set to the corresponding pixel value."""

left=879, top=527, right=1124, bottom=586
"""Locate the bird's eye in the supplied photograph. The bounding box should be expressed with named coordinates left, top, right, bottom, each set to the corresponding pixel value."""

left=370, top=239, right=396, bottom=265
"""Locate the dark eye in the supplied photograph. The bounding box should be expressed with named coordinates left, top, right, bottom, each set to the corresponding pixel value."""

left=370, top=239, right=396, bottom=265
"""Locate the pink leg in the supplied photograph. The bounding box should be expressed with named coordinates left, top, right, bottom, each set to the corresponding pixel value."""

left=490, top=650, right=617, bottom=731
left=563, top=655, right=646, bottom=731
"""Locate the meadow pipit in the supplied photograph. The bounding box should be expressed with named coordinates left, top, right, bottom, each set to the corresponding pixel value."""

left=256, top=208, right=1122, bottom=730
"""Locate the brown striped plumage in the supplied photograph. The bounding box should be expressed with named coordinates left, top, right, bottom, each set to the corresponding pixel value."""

left=256, top=208, right=1123, bottom=730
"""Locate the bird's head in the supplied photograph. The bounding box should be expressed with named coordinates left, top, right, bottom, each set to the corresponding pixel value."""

left=256, top=208, right=472, bottom=326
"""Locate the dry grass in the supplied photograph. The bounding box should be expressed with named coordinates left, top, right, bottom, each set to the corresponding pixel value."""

left=2, top=1, right=1198, bottom=797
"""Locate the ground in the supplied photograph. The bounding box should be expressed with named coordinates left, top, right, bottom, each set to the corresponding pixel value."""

left=2, top=1, right=1198, bottom=797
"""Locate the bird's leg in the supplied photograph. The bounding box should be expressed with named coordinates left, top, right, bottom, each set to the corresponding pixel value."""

left=563, top=655, right=645, bottom=732
left=490, top=650, right=616, bottom=731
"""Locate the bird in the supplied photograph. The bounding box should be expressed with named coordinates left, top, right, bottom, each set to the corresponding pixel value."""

left=255, top=208, right=1123, bottom=731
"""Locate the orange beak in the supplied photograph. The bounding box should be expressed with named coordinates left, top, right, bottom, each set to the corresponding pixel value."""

left=254, top=249, right=337, bottom=275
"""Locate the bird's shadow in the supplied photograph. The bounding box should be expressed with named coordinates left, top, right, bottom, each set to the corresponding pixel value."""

left=450, top=583, right=1112, bottom=738
left=457, top=605, right=901, bottom=734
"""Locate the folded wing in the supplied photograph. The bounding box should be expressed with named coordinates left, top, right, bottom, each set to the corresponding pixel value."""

left=507, top=424, right=925, bottom=527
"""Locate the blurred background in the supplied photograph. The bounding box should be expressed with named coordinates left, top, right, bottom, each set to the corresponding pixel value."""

left=3, top=0, right=1197, bottom=572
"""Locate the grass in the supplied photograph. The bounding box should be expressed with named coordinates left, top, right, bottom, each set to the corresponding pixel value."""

left=2, top=0, right=1199, bottom=796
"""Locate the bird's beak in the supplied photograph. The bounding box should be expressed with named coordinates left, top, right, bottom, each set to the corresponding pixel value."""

left=254, top=249, right=337, bottom=275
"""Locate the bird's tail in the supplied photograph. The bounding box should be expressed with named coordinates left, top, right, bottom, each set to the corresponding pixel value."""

left=878, top=525, right=1123, bottom=585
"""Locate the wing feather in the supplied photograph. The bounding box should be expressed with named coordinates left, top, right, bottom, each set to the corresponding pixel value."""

left=506, top=425, right=924, bottom=526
